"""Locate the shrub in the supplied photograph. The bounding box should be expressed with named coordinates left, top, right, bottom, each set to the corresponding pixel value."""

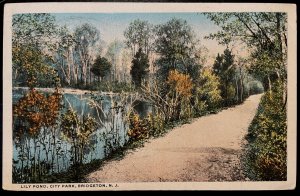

left=60, top=108, right=97, bottom=166
left=127, top=111, right=166, bottom=141
left=127, top=112, right=150, bottom=141
left=13, top=88, right=62, bottom=135
left=147, top=112, right=165, bottom=137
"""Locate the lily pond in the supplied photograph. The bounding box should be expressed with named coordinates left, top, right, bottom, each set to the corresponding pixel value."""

left=12, top=88, right=151, bottom=183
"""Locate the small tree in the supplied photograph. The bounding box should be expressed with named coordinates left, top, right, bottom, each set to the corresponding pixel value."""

left=141, top=70, right=193, bottom=122
left=91, top=56, right=112, bottom=81
left=130, top=48, right=150, bottom=87
left=194, top=68, right=222, bottom=114
left=213, top=48, right=236, bottom=106
left=166, top=70, right=193, bottom=120
left=60, top=108, right=97, bottom=166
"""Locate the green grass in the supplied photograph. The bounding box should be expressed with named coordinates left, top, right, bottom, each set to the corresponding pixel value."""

left=243, top=81, right=287, bottom=181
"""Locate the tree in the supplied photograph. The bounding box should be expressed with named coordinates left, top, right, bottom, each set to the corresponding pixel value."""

left=12, top=13, right=58, bottom=85
left=54, top=26, right=77, bottom=86
left=166, top=70, right=194, bottom=120
left=195, top=46, right=209, bottom=66
left=141, top=70, right=193, bottom=122
left=154, top=18, right=200, bottom=81
left=234, top=57, right=249, bottom=103
left=91, top=56, right=112, bottom=81
left=120, top=49, right=132, bottom=83
left=105, top=40, right=124, bottom=82
left=12, top=13, right=57, bottom=49
left=212, top=48, right=236, bottom=105
left=130, top=48, right=150, bottom=87
left=194, top=68, right=222, bottom=114
left=124, top=19, right=154, bottom=56
left=205, top=13, right=287, bottom=91
left=13, top=45, right=60, bottom=88
left=74, top=23, right=100, bottom=86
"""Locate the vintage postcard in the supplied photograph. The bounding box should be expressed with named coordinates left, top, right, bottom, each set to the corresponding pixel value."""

left=2, top=2, right=297, bottom=190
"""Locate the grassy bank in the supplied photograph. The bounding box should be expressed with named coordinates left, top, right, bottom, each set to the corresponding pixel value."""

left=244, top=82, right=287, bottom=181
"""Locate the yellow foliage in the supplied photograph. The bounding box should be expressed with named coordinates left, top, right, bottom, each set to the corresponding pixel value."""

left=128, top=112, right=149, bottom=140
left=167, top=70, right=193, bottom=98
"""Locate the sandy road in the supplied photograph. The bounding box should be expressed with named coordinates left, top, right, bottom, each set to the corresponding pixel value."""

left=87, top=94, right=262, bottom=182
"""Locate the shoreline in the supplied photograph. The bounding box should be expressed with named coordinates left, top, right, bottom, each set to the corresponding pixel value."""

left=12, top=87, right=134, bottom=96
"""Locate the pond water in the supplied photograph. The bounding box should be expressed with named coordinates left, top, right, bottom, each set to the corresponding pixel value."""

left=12, top=88, right=151, bottom=181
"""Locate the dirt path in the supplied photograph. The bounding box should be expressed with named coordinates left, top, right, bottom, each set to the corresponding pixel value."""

left=87, top=94, right=262, bottom=182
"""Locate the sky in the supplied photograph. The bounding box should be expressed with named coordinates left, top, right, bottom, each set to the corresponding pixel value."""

left=53, top=13, right=230, bottom=64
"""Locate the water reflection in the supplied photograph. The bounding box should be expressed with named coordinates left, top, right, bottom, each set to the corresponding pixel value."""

left=12, top=89, right=151, bottom=182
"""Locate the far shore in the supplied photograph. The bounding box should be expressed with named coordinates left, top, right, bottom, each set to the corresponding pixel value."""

left=12, top=86, right=134, bottom=95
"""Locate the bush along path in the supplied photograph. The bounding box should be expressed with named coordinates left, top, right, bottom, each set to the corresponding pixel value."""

left=86, top=94, right=262, bottom=182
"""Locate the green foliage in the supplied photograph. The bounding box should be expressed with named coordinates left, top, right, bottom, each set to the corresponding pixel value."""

left=91, top=56, right=112, bottom=81
left=105, top=40, right=124, bottom=82
left=147, top=112, right=165, bottom=137
left=105, top=40, right=124, bottom=62
left=12, top=13, right=60, bottom=88
left=248, top=81, right=265, bottom=95
left=124, top=19, right=153, bottom=55
left=74, top=23, right=100, bottom=48
left=154, top=18, right=200, bottom=81
left=205, top=13, right=287, bottom=90
left=12, top=13, right=57, bottom=48
left=212, top=48, right=236, bottom=106
left=128, top=112, right=150, bottom=141
left=12, top=15, right=63, bottom=181
left=128, top=111, right=166, bottom=142
left=245, top=81, right=287, bottom=180
left=194, top=68, right=222, bottom=114
left=84, top=81, right=135, bottom=93
left=130, top=48, right=150, bottom=87
left=60, top=108, right=97, bottom=165
left=13, top=45, right=60, bottom=88
left=53, top=25, right=76, bottom=86
left=13, top=13, right=287, bottom=183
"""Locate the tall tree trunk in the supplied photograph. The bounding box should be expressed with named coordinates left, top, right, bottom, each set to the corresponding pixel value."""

left=267, top=75, right=272, bottom=92
left=88, top=62, right=91, bottom=85
left=282, top=83, right=287, bottom=111
left=240, top=77, right=244, bottom=102
left=276, top=13, right=283, bottom=62
left=235, top=76, right=239, bottom=102
left=72, top=63, right=78, bottom=85
left=14, top=68, right=18, bottom=80
left=239, top=67, right=244, bottom=102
